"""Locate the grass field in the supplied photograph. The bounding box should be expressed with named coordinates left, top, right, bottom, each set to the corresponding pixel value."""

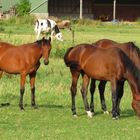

left=0, top=18, right=140, bottom=140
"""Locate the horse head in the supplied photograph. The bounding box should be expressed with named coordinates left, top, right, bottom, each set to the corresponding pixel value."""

left=41, top=37, right=52, bottom=65
left=55, top=32, right=63, bottom=41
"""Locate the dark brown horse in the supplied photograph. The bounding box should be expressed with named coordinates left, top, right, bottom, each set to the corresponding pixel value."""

left=0, top=37, right=52, bottom=110
left=90, top=39, right=140, bottom=117
left=64, top=43, right=140, bottom=119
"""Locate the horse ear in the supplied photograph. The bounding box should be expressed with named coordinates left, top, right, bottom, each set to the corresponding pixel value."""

left=42, top=37, right=45, bottom=41
left=49, top=37, right=51, bottom=42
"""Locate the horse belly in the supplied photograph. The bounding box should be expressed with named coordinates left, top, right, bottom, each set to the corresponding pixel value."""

left=0, top=56, right=25, bottom=74
left=83, top=62, right=117, bottom=81
left=0, top=62, right=22, bottom=74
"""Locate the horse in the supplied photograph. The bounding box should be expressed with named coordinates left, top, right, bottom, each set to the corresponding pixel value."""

left=57, top=20, right=72, bottom=30
left=34, top=18, right=63, bottom=41
left=0, top=37, right=52, bottom=110
left=90, top=39, right=140, bottom=116
left=64, top=43, right=140, bottom=119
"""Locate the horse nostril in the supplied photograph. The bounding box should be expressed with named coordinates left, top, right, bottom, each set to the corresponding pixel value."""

left=44, top=60, right=49, bottom=65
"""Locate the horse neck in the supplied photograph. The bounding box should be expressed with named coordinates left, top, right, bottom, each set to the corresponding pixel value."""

left=24, top=43, right=42, bottom=58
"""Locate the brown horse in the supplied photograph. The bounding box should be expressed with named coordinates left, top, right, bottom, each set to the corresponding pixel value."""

left=64, top=43, right=140, bottom=119
left=0, top=37, right=52, bottom=110
left=90, top=39, right=140, bottom=116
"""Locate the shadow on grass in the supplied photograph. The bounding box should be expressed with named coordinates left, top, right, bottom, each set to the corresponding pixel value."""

left=0, top=102, right=10, bottom=108
left=0, top=102, right=71, bottom=110
left=120, top=109, right=135, bottom=118
left=38, top=104, right=70, bottom=109
left=77, top=108, right=135, bottom=119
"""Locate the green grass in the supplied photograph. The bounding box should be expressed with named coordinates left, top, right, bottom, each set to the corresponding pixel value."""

left=0, top=18, right=140, bottom=139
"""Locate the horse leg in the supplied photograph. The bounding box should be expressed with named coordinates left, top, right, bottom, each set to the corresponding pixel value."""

left=98, top=80, right=109, bottom=114
left=19, top=74, right=26, bottom=110
left=116, top=80, right=125, bottom=116
left=81, top=74, right=92, bottom=118
left=51, top=31, right=55, bottom=40
left=111, top=79, right=118, bottom=119
left=70, top=69, right=80, bottom=117
left=0, top=71, right=3, bottom=79
left=29, top=72, right=37, bottom=109
left=36, top=29, right=41, bottom=40
left=90, top=79, right=96, bottom=114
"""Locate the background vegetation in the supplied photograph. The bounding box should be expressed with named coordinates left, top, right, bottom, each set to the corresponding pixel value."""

left=0, top=16, right=140, bottom=140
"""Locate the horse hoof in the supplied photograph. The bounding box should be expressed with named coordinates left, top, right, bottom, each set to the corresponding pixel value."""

left=32, top=105, right=38, bottom=109
left=20, top=108, right=24, bottom=111
left=112, top=117, right=116, bottom=120
left=104, top=111, right=109, bottom=115
left=112, top=116, right=119, bottom=120
left=73, top=114, right=78, bottom=118
left=115, top=116, right=119, bottom=119
left=86, top=111, right=93, bottom=118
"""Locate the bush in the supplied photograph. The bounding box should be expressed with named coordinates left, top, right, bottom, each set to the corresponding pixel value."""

left=136, top=18, right=140, bottom=25
left=16, top=0, right=31, bottom=16
left=1, top=15, right=35, bottom=25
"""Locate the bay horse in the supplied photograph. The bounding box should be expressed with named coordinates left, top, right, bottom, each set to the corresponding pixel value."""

left=90, top=39, right=140, bottom=116
left=64, top=43, right=140, bottom=119
left=0, top=37, right=52, bottom=110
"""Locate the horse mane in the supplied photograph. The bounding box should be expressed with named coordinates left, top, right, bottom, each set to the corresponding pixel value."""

left=128, top=42, right=140, bottom=58
left=36, top=40, right=42, bottom=47
left=35, top=38, right=50, bottom=47
left=122, top=49, right=140, bottom=87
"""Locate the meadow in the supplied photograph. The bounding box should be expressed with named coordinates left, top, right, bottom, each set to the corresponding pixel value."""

left=0, top=17, right=140, bottom=140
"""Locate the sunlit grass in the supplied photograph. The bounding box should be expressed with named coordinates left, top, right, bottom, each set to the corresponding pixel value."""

left=0, top=20, right=140, bottom=139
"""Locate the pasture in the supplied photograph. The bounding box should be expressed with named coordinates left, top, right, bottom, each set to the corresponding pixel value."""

left=0, top=17, right=140, bottom=140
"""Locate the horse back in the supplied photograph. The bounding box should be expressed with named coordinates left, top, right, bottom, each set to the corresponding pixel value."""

left=0, top=42, right=41, bottom=74
left=81, top=46, right=126, bottom=80
left=95, top=39, right=140, bottom=68
left=64, top=44, right=93, bottom=70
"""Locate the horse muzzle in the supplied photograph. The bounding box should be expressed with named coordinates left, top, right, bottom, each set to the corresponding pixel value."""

left=44, top=59, right=49, bottom=65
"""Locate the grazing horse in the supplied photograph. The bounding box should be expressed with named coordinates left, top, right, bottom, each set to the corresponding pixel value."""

left=90, top=39, right=140, bottom=116
left=64, top=43, right=140, bottom=119
left=34, top=18, right=63, bottom=41
left=0, top=38, right=52, bottom=110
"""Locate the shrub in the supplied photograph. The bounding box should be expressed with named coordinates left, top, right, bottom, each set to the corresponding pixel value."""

left=16, top=0, right=31, bottom=16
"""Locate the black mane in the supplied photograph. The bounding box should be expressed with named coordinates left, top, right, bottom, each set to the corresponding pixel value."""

left=129, top=42, right=140, bottom=58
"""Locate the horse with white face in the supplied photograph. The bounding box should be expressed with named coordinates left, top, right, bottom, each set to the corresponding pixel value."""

left=34, top=19, right=63, bottom=41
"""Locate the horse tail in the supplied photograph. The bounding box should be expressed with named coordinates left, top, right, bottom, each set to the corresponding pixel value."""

left=64, top=47, right=73, bottom=66
left=64, top=47, right=81, bottom=70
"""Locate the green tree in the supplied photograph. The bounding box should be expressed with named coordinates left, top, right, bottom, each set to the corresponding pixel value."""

left=16, top=0, right=31, bottom=16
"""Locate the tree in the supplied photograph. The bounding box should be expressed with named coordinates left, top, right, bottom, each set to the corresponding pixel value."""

left=16, top=0, right=31, bottom=16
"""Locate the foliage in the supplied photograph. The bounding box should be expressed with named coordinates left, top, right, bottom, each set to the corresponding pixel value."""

left=16, top=0, right=31, bottom=16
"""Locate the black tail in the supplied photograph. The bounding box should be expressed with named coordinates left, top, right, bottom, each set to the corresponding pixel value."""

left=64, top=47, right=73, bottom=67
left=64, top=47, right=80, bottom=70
